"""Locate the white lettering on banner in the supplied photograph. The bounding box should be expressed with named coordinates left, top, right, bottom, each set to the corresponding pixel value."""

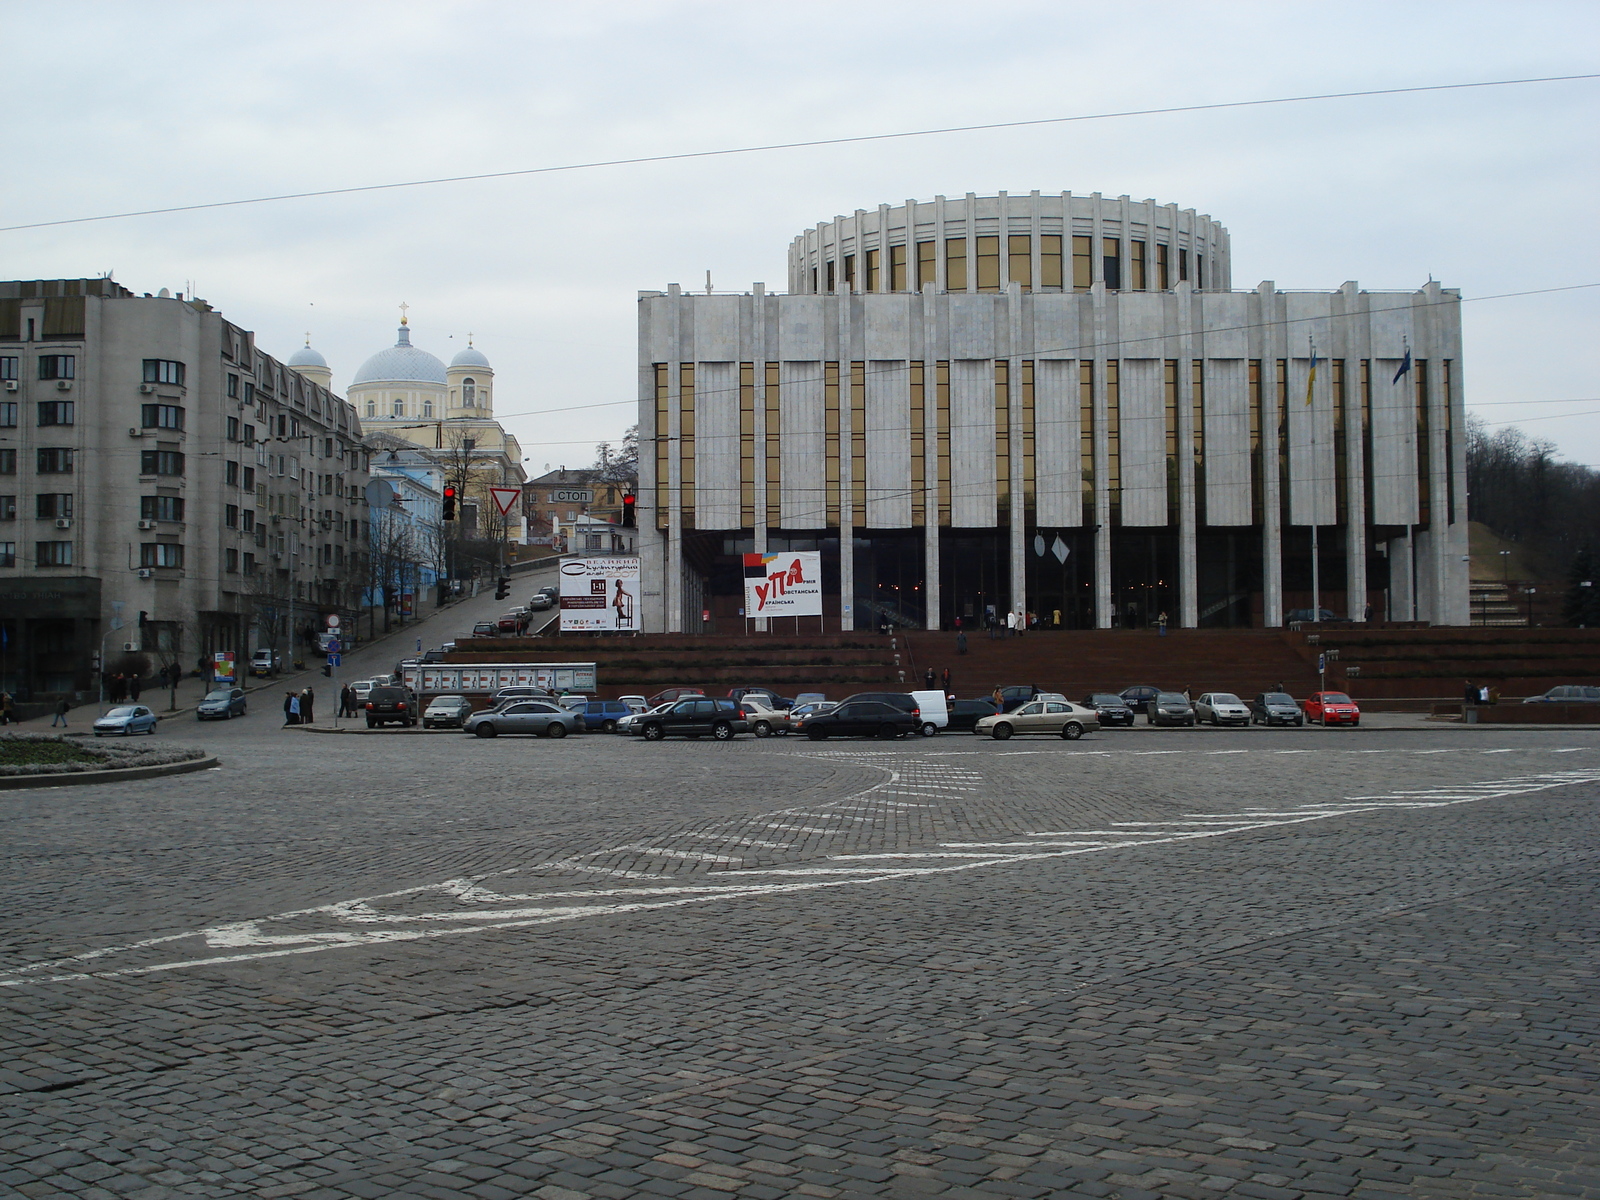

left=559, top=556, right=640, bottom=632
left=743, top=551, right=822, bottom=617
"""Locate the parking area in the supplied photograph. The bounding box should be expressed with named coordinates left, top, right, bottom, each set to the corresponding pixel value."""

left=2, top=722, right=1597, bottom=1198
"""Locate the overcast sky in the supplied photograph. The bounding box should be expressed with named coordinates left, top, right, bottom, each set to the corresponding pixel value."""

left=4, top=1, right=1596, bottom=469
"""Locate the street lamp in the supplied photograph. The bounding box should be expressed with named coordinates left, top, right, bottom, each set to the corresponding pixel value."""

left=1523, top=586, right=1536, bottom=627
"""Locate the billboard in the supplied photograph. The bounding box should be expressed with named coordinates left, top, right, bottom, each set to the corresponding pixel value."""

left=559, top=556, right=640, bottom=632
left=743, top=551, right=822, bottom=618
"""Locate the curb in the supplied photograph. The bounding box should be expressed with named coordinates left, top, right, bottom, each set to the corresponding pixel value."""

left=0, top=755, right=221, bottom=791
left=286, top=725, right=455, bottom=735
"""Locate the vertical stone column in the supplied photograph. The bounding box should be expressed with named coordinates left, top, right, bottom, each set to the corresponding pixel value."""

left=666, top=286, right=684, bottom=633
left=1007, top=284, right=1026, bottom=629
left=1342, top=285, right=1368, bottom=621
left=922, top=287, right=941, bottom=629
left=1259, top=283, right=1283, bottom=627
left=751, top=284, right=768, bottom=633
left=1176, top=286, right=1199, bottom=627
left=1091, top=283, right=1113, bottom=628
left=838, top=295, right=855, bottom=631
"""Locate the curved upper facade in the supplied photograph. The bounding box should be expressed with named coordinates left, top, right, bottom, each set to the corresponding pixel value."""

left=351, top=324, right=449, bottom=386
left=788, top=191, right=1230, bottom=295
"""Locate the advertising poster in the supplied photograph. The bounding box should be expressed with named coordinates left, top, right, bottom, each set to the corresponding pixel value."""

left=742, top=551, right=823, bottom=618
left=212, top=651, right=236, bottom=684
left=559, top=556, right=640, bottom=632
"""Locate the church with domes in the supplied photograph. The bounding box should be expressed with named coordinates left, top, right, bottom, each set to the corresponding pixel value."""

left=288, top=311, right=526, bottom=538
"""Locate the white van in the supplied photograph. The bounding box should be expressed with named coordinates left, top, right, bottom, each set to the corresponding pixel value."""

left=910, top=690, right=949, bottom=737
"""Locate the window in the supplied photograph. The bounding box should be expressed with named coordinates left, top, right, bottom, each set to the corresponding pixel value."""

left=1195, top=254, right=1204, bottom=289
left=225, top=548, right=239, bottom=573
left=225, top=504, right=239, bottom=528
left=0, top=403, right=15, bottom=427
left=36, top=541, right=73, bottom=566
left=825, top=259, right=835, bottom=292
left=142, top=359, right=186, bottom=386
left=423, top=398, right=434, bottom=419
left=0, top=450, right=14, bottom=474
left=227, top=416, right=239, bottom=441
left=842, top=254, right=855, bottom=290
left=141, top=404, right=184, bottom=430
left=366, top=399, right=376, bottom=418
left=462, top=378, right=475, bottom=406
left=242, top=466, right=255, bottom=490
left=1156, top=243, right=1170, bottom=290
left=243, top=423, right=255, bottom=445
left=37, top=355, right=75, bottom=381
left=0, top=357, right=16, bottom=381
left=1102, top=238, right=1121, bottom=290
left=0, top=496, right=13, bottom=520
left=1040, top=235, right=1063, bottom=289
left=227, top=373, right=241, bottom=398
left=35, top=494, right=72, bottom=519
left=391, top=398, right=403, bottom=417
left=585, top=533, right=603, bottom=550
left=0, top=542, right=12, bottom=567
left=141, top=496, right=185, bottom=522
left=864, top=248, right=881, bottom=292
left=140, top=450, right=184, bottom=476
left=37, top=401, right=74, bottom=426
left=1008, top=234, right=1032, bottom=291
left=975, top=236, right=1000, bottom=291
left=889, top=244, right=908, bottom=291
left=243, top=381, right=255, bottom=404
left=1073, top=235, right=1093, bottom=290
left=241, top=509, right=254, bottom=532
left=226, top=460, right=239, bottom=485
left=37, top=448, right=73, bottom=473
left=916, top=241, right=936, bottom=290
left=945, top=238, right=967, bottom=290
left=1130, top=240, right=1146, bottom=290
left=139, top=543, right=184, bottom=569
left=324, top=437, right=333, bottom=458
left=242, top=552, right=256, bottom=575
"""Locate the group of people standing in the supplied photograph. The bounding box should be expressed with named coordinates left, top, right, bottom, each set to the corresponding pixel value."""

left=103, top=673, right=143, bottom=703
left=282, top=687, right=316, bottom=726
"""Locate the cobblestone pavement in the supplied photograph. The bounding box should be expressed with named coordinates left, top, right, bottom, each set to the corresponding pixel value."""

left=1, top=718, right=1596, bottom=1199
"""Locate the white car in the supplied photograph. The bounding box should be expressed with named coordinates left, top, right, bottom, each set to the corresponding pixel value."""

left=351, top=679, right=381, bottom=704
left=618, top=694, right=649, bottom=714
left=1194, top=692, right=1250, bottom=726
left=616, top=701, right=674, bottom=736
left=739, top=697, right=791, bottom=737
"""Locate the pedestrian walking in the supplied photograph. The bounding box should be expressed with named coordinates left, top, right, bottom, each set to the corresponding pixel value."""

left=924, top=667, right=936, bottom=689
left=1158, top=611, right=1168, bottom=637
left=1182, top=684, right=1193, bottom=702
left=956, top=630, right=968, bottom=655
left=52, top=698, right=70, bottom=727
left=129, top=674, right=142, bottom=701
left=284, top=692, right=298, bottom=726
left=339, top=683, right=354, bottom=718
left=0, top=692, right=12, bottom=725
left=1463, top=680, right=1476, bottom=708
left=990, top=685, right=1004, bottom=709
left=300, top=687, right=315, bottom=725
left=940, top=667, right=951, bottom=694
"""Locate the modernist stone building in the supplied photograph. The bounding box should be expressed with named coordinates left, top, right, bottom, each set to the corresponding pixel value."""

left=637, top=191, right=1468, bottom=633
left=0, top=278, right=370, bottom=699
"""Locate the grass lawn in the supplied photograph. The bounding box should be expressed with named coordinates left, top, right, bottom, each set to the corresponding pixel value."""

left=0, top=738, right=101, bottom=767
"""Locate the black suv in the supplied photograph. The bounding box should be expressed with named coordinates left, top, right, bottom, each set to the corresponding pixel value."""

left=633, top=697, right=750, bottom=741
left=366, top=685, right=420, bottom=728
left=795, top=700, right=919, bottom=740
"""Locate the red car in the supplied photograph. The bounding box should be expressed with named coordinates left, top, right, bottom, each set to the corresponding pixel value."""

left=1305, top=690, right=1360, bottom=726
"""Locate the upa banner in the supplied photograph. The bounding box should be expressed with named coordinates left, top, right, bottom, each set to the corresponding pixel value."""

left=743, top=551, right=822, bottom=618
left=559, top=556, right=641, bottom=632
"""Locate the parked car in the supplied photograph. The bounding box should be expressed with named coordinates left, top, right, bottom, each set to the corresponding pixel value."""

left=94, top=705, right=159, bottom=736
left=836, top=691, right=920, bottom=716
left=993, top=685, right=1043, bottom=713
left=471, top=622, right=498, bottom=638
left=629, top=697, right=749, bottom=741
left=909, top=689, right=949, bottom=736
left=1119, top=685, right=1161, bottom=714
left=1194, top=692, right=1250, bottom=726
left=647, top=687, right=705, bottom=707
left=792, top=692, right=827, bottom=708
left=351, top=679, right=381, bottom=705
left=1083, top=693, right=1136, bottom=726
left=740, top=696, right=792, bottom=737
left=975, top=698, right=1099, bottom=741
left=580, top=699, right=633, bottom=732
left=787, top=701, right=838, bottom=723
left=946, top=698, right=999, bottom=731
left=556, top=693, right=590, bottom=711
left=465, top=700, right=584, bottom=739
left=616, top=701, right=671, bottom=736
left=728, top=687, right=793, bottom=709
left=529, top=594, right=555, bottom=611
left=423, top=695, right=474, bottom=729
left=496, top=614, right=521, bottom=634
left=491, top=685, right=555, bottom=705
left=1305, top=691, right=1361, bottom=725
left=618, top=694, right=649, bottom=713
left=1147, top=692, right=1197, bottom=727
left=1522, top=685, right=1600, bottom=704
left=249, top=648, right=281, bottom=677
left=1249, top=692, right=1305, bottom=726
left=420, top=647, right=449, bottom=664
left=794, top=700, right=919, bottom=740
left=196, top=687, right=247, bottom=720
left=366, top=685, right=420, bottom=728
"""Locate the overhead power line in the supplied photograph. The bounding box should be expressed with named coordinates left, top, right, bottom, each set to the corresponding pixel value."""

left=3, top=72, right=1596, bottom=234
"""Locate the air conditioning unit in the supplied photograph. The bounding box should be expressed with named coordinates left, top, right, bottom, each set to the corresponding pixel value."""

left=123, top=641, right=141, bottom=652
left=54, top=517, right=72, bottom=529
left=137, top=519, right=157, bottom=530
left=137, top=568, right=154, bottom=579
left=3, top=381, right=16, bottom=393
left=138, top=383, right=156, bottom=394
left=55, top=380, right=72, bottom=391
left=129, top=427, right=144, bottom=438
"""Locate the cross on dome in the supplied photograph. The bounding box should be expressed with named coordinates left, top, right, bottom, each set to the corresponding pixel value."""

left=399, top=301, right=409, bottom=326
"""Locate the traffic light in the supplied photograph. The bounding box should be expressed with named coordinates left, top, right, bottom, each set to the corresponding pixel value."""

left=322, top=663, right=332, bottom=677
left=138, top=610, right=148, bottom=628
left=621, top=492, right=636, bottom=527
left=442, top=485, right=457, bottom=521
left=495, top=576, right=510, bottom=600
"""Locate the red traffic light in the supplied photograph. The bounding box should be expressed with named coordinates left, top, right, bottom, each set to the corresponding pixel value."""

left=621, top=493, right=636, bottom=527
left=442, top=484, right=457, bottom=521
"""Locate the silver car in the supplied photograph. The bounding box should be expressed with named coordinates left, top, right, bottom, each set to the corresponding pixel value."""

left=464, top=700, right=584, bottom=739
left=975, top=699, right=1101, bottom=741
left=1194, top=692, right=1250, bottom=726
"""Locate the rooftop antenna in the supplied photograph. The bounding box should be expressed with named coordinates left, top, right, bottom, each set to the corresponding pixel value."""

left=705, top=270, right=714, bottom=295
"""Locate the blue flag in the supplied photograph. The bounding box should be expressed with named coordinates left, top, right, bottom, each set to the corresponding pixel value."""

left=1391, top=348, right=1412, bottom=385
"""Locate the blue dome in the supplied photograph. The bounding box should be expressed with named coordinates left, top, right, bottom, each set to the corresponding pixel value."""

left=351, top=325, right=447, bottom=386
left=288, top=343, right=327, bottom=369
left=450, top=345, right=491, bottom=370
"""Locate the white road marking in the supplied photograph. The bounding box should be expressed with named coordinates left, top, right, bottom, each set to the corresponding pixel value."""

left=604, top=846, right=745, bottom=863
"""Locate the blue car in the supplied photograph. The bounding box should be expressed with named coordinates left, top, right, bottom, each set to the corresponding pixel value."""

left=196, top=687, right=248, bottom=720
left=93, top=705, right=159, bottom=736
